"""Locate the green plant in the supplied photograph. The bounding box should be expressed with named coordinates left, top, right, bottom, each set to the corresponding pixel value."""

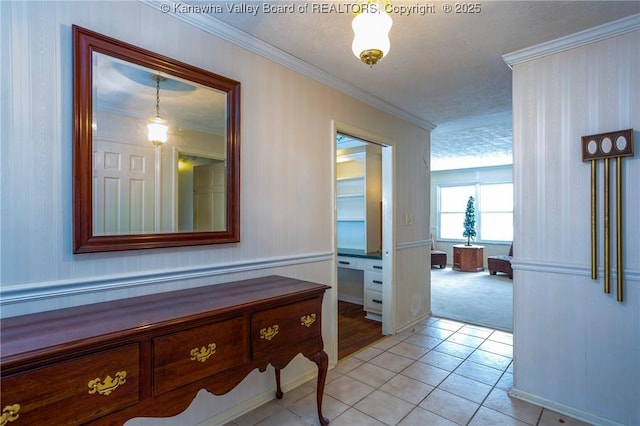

left=463, top=196, right=476, bottom=246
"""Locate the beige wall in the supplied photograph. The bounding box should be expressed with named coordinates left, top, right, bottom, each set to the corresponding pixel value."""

left=0, top=2, right=431, bottom=424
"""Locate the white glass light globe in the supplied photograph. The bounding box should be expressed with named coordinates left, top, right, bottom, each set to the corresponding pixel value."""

left=351, top=9, right=392, bottom=63
left=147, top=116, right=169, bottom=146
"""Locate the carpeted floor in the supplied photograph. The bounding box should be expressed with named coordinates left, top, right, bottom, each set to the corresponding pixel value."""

left=431, top=267, right=513, bottom=332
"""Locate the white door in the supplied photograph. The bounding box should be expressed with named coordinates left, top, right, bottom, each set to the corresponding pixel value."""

left=381, top=145, right=395, bottom=335
left=93, top=140, right=155, bottom=235
left=193, top=162, right=226, bottom=231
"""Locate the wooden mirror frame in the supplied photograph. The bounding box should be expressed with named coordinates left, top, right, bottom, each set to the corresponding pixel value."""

left=73, top=25, right=240, bottom=253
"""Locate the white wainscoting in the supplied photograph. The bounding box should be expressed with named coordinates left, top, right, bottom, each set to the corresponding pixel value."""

left=508, top=17, right=640, bottom=426
left=1, top=2, right=432, bottom=424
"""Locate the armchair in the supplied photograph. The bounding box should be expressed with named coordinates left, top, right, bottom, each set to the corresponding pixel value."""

left=430, top=235, right=447, bottom=269
left=488, top=243, right=513, bottom=279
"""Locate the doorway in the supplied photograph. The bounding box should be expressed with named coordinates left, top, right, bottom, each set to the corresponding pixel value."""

left=334, top=126, right=394, bottom=359
left=429, top=172, right=514, bottom=331
left=176, top=151, right=226, bottom=232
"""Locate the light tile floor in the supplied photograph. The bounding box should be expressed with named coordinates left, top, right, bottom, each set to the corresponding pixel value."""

left=228, top=317, right=591, bottom=426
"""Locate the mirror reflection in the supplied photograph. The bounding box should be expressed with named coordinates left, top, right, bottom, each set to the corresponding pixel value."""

left=92, top=52, right=228, bottom=235
left=177, top=153, right=226, bottom=232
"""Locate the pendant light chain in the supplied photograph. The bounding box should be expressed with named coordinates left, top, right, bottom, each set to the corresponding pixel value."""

left=155, top=78, right=161, bottom=118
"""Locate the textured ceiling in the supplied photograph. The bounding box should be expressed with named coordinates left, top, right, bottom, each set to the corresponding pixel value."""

left=158, top=1, right=639, bottom=170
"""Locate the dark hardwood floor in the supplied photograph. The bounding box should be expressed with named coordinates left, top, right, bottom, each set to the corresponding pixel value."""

left=338, top=301, right=383, bottom=359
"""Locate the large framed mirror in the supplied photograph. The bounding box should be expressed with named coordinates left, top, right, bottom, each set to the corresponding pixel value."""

left=73, top=25, right=240, bottom=253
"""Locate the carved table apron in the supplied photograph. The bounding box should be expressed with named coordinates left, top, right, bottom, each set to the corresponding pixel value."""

left=0, top=275, right=331, bottom=425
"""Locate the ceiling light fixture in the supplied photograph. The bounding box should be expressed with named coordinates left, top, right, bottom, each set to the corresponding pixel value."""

left=147, top=74, right=168, bottom=146
left=352, top=0, right=393, bottom=67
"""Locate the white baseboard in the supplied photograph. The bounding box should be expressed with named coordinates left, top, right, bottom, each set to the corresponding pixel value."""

left=509, top=388, right=624, bottom=426
left=396, top=312, right=432, bottom=333
left=365, top=312, right=382, bottom=322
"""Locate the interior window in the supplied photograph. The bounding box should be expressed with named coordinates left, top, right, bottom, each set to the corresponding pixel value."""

left=479, top=183, right=514, bottom=241
left=439, top=185, right=475, bottom=240
left=438, top=183, right=513, bottom=242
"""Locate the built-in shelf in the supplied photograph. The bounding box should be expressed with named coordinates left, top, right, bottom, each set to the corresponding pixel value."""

left=337, top=194, right=365, bottom=199
left=336, top=146, right=381, bottom=253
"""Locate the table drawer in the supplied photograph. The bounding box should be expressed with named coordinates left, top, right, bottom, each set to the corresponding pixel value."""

left=252, top=298, right=322, bottom=357
left=153, top=316, right=248, bottom=395
left=0, top=345, right=139, bottom=425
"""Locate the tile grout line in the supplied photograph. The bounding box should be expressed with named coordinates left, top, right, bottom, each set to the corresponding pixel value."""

left=234, top=318, right=591, bottom=426
left=433, top=320, right=495, bottom=426
left=404, top=318, right=518, bottom=426
left=393, top=318, right=501, bottom=425
left=258, top=317, right=514, bottom=426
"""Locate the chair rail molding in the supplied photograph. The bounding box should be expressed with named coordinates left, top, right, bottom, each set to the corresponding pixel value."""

left=512, top=260, right=640, bottom=282
left=397, top=239, right=431, bottom=250
left=0, top=252, right=333, bottom=308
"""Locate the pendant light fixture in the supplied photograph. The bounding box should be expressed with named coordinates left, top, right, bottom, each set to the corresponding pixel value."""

left=352, top=1, right=393, bottom=67
left=147, top=74, right=168, bottom=146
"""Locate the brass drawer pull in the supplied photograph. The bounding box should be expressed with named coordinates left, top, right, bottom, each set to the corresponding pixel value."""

left=300, top=314, right=316, bottom=327
left=190, top=343, right=217, bottom=363
left=260, top=325, right=279, bottom=341
left=1, top=404, right=21, bottom=426
left=88, top=371, right=127, bottom=396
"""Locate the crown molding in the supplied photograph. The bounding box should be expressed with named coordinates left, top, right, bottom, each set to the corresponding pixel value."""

left=503, top=13, right=640, bottom=68
left=140, top=0, right=436, bottom=131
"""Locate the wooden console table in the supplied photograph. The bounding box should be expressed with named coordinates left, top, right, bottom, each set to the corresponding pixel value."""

left=453, top=244, right=485, bottom=272
left=0, top=276, right=331, bottom=425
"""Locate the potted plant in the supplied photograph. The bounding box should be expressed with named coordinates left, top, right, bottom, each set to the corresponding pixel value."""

left=463, top=196, right=476, bottom=246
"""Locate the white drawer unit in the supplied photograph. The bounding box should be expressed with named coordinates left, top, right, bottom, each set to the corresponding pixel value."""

left=364, top=289, right=383, bottom=318
left=338, top=255, right=383, bottom=322
left=337, top=256, right=361, bottom=270
left=365, top=270, right=383, bottom=291
left=362, top=258, right=383, bottom=273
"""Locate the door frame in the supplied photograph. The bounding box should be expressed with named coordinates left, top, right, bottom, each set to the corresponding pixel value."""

left=332, top=121, right=396, bottom=340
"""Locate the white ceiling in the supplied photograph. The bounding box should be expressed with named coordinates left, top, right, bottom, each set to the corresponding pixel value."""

left=157, top=1, right=639, bottom=170
left=94, top=52, right=227, bottom=135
